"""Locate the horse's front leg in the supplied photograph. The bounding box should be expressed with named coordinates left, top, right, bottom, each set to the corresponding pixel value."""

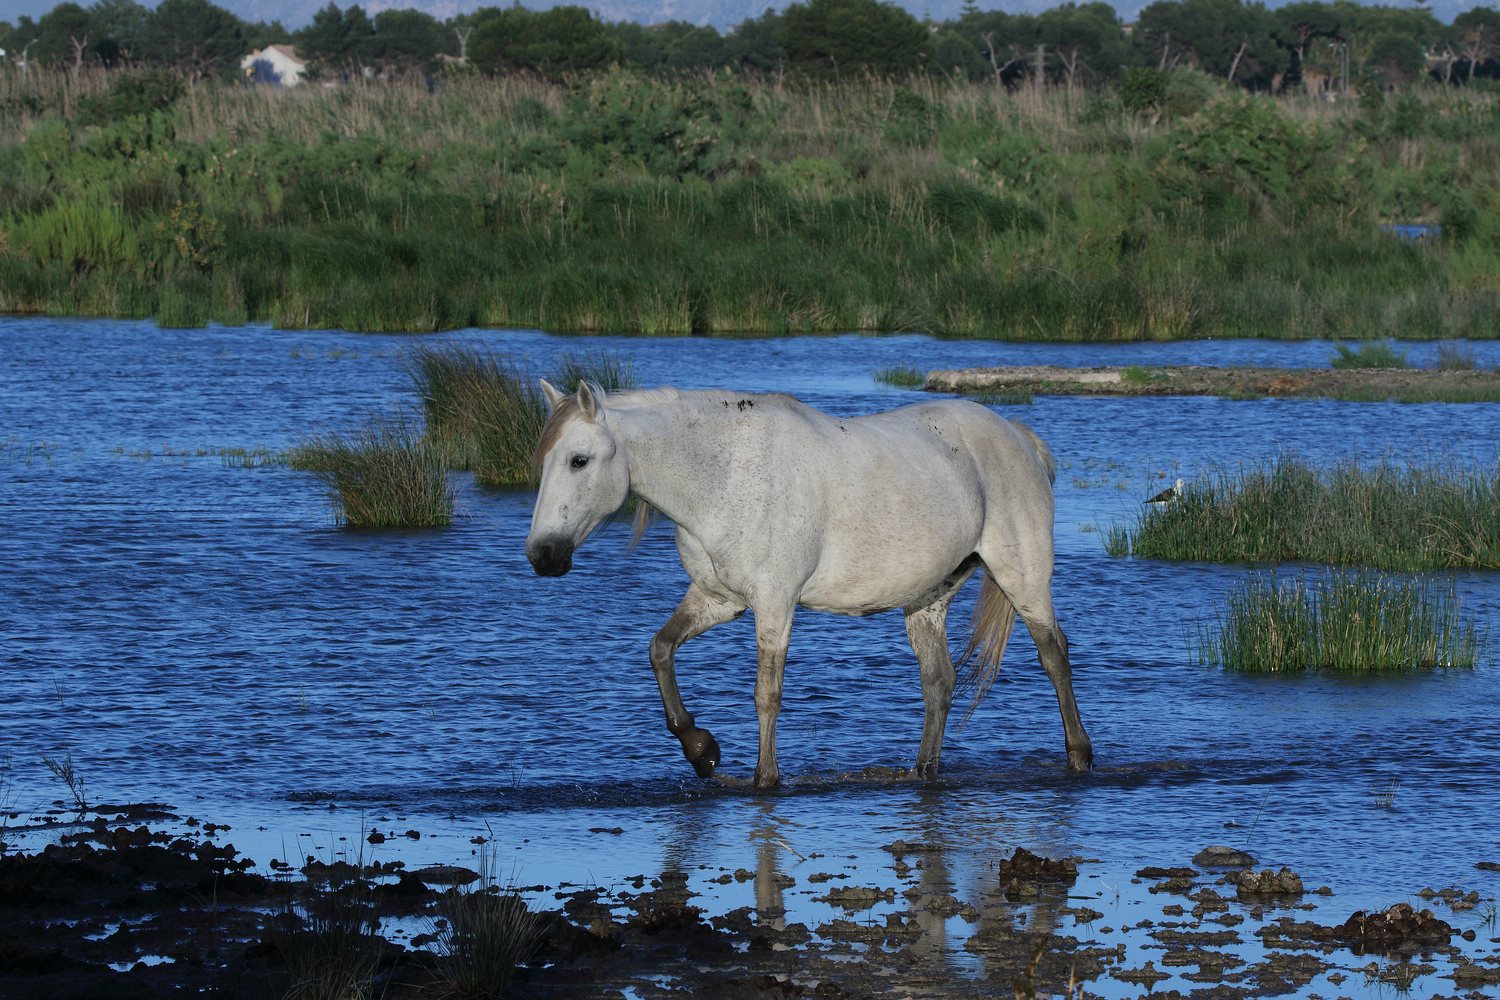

left=650, top=586, right=745, bottom=778
left=752, top=606, right=795, bottom=790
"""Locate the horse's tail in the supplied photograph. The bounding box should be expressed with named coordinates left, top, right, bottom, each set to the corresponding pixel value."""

left=956, top=570, right=1018, bottom=727
left=1010, top=419, right=1056, bottom=484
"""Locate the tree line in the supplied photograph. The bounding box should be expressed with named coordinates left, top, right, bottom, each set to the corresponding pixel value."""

left=3, top=0, right=1500, bottom=91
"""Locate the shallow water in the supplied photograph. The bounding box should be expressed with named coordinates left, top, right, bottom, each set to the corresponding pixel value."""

left=3, top=318, right=1500, bottom=996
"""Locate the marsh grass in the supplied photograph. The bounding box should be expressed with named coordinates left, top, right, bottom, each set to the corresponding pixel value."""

left=1435, top=342, right=1480, bottom=371
left=550, top=350, right=636, bottom=393
left=406, top=344, right=633, bottom=486
left=874, top=365, right=926, bottom=387
left=966, top=389, right=1034, bottom=405
left=1330, top=340, right=1408, bottom=369
left=1198, top=571, right=1479, bottom=673
left=293, top=418, right=453, bottom=528
left=10, top=70, right=1500, bottom=338
left=425, top=846, right=544, bottom=1000
left=406, top=344, right=544, bottom=486
left=1109, top=456, right=1500, bottom=570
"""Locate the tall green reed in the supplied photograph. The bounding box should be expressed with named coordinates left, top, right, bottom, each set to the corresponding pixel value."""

left=1199, top=571, right=1479, bottom=673
left=293, top=417, right=453, bottom=528
left=1110, top=456, right=1500, bottom=570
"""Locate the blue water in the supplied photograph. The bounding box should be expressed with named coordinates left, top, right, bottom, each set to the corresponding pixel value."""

left=3, top=318, right=1499, bottom=995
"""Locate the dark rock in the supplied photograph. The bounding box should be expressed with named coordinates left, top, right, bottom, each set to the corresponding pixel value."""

left=1194, top=845, right=1256, bottom=867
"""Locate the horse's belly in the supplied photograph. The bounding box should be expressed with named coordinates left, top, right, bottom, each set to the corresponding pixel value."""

left=798, top=534, right=978, bottom=615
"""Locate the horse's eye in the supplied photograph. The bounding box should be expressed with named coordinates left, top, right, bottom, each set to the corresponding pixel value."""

left=570, top=455, right=590, bottom=470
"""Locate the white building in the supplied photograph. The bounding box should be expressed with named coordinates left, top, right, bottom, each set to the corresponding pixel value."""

left=241, top=45, right=307, bottom=87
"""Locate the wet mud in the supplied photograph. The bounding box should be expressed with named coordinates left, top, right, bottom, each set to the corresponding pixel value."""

left=5, top=805, right=1500, bottom=999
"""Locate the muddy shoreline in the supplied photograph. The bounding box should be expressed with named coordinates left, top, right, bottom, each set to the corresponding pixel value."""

left=922, top=365, right=1500, bottom=402
left=5, top=803, right=1499, bottom=999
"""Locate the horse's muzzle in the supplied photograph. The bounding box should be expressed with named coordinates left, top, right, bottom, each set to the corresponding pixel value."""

left=527, top=538, right=574, bottom=577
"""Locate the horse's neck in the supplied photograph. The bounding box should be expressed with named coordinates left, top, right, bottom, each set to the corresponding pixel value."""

left=611, top=397, right=734, bottom=528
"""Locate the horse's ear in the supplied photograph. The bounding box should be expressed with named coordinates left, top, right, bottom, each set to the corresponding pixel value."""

left=539, top=378, right=566, bottom=414
left=577, top=381, right=605, bottom=421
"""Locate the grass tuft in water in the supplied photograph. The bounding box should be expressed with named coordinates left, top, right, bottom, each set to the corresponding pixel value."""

left=1330, top=340, right=1408, bottom=369
left=293, top=417, right=453, bottom=528
left=406, top=344, right=546, bottom=487
left=425, top=845, right=544, bottom=1000
left=406, top=343, right=633, bottom=486
left=1110, top=455, right=1500, bottom=570
left=966, top=389, right=1034, bottom=406
left=551, top=350, right=636, bottom=394
left=1198, top=571, right=1479, bottom=673
left=874, top=365, right=925, bottom=388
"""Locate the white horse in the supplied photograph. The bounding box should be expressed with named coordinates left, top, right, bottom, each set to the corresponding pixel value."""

left=526, top=381, right=1091, bottom=789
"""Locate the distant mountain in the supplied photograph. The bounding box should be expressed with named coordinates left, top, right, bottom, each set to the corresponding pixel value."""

left=1, top=0, right=1480, bottom=33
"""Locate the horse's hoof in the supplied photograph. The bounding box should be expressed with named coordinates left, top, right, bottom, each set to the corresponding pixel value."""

left=751, top=768, right=780, bottom=790
left=1067, top=747, right=1094, bottom=773
left=915, top=760, right=939, bottom=780
left=682, top=727, right=720, bottom=778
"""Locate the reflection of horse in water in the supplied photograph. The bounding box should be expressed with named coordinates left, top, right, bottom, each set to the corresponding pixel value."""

left=526, top=382, right=1091, bottom=788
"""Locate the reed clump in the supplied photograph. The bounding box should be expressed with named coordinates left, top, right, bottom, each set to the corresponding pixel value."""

left=1330, top=340, right=1408, bottom=369
left=1199, top=571, right=1479, bottom=673
left=406, top=343, right=635, bottom=487
left=407, top=344, right=545, bottom=486
left=1108, top=455, right=1500, bottom=570
left=293, top=418, right=454, bottom=528
left=874, top=365, right=925, bottom=387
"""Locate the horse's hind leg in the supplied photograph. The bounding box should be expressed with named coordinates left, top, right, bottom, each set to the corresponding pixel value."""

left=905, top=589, right=961, bottom=779
left=751, top=603, right=795, bottom=790
left=651, top=585, right=745, bottom=778
left=986, top=562, right=1092, bottom=773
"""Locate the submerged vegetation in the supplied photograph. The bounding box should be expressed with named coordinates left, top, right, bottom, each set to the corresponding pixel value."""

left=1106, top=455, right=1500, bottom=571
left=3, top=68, right=1500, bottom=338
left=1198, top=571, right=1479, bottom=673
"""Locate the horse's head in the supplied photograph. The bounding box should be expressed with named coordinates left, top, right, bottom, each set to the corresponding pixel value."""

left=526, top=379, right=631, bottom=577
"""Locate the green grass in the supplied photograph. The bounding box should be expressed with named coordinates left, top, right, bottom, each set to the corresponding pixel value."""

left=1435, top=342, right=1480, bottom=371
left=405, top=343, right=635, bottom=486
left=293, top=417, right=454, bottom=528
left=874, top=365, right=925, bottom=387
left=966, top=389, right=1034, bottom=405
left=7, top=71, right=1500, bottom=339
left=1108, top=456, right=1500, bottom=571
left=1198, top=571, right=1479, bottom=673
left=1330, top=340, right=1408, bottom=369
left=550, top=350, right=637, bottom=394
left=406, top=344, right=545, bottom=486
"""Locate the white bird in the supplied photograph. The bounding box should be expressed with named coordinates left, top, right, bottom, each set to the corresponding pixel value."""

left=1144, top=478, right=1185, bottom=508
